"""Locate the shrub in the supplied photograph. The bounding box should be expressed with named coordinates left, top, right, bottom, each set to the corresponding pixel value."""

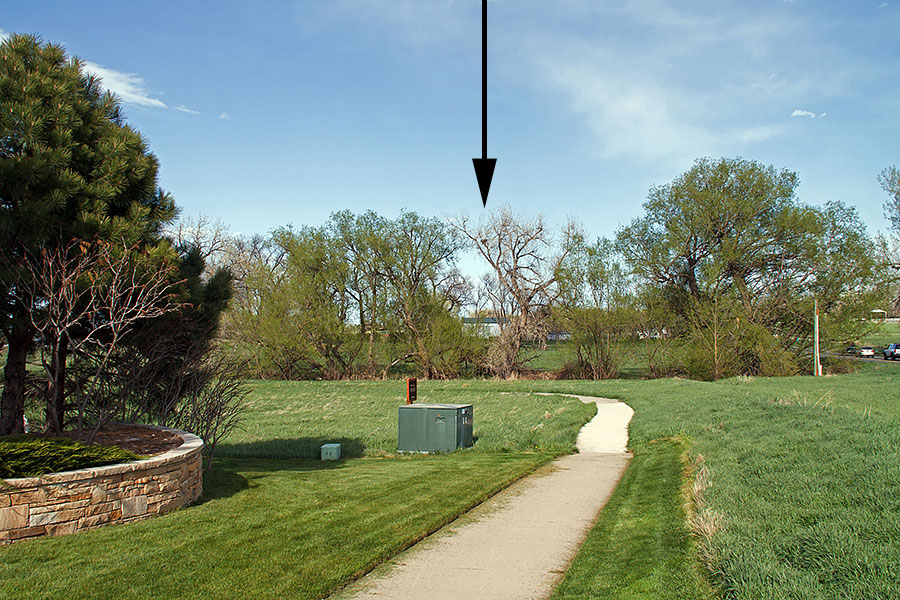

left=0, top=436, right=139, bottom=479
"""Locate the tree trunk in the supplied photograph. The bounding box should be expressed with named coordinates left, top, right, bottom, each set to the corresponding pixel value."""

left=0, top=328, right=30, bottom=436
left=47, top=334, right=68, bottom=434
left=367, top=284, right=377, bottom=376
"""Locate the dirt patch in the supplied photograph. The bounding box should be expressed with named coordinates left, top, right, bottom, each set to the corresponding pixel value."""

left=34, top=424, right=184, bottom=456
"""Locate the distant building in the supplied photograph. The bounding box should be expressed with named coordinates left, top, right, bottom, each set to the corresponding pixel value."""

left=463, top=317, right=571, bottom=342
left=637, top=327, right=669, bottom=340
left=462, top=317, right=504, bottom=337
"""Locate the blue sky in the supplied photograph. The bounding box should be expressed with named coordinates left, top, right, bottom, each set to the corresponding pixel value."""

left=3, top=1, right=899, bottom=257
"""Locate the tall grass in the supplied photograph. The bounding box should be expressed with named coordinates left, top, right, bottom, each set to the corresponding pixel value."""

left=527, top=373, right=900, bottom=599
left=550, top=437, right=714, bottom=600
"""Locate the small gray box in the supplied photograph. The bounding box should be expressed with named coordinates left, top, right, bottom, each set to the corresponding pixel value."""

left=321, top=443, right=341, bottom=460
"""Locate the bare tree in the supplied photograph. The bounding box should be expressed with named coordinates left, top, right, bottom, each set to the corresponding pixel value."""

left=16, top=239, right=181, bottom=435
left=165, top=213, right=231, bottom=270
left=169, top=353, right=248, bottom=469
left=879, top=166, right=900, bottom=234
left=450, top=206, right=578, bottom=378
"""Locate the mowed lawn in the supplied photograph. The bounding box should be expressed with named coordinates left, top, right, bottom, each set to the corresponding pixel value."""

left=0, top=381, right=595, bottom=600
left=217, top=380, right=595, bottom=459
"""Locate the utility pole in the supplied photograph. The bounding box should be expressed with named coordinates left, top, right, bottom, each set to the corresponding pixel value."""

left=814, top=299, right=822, bottom=376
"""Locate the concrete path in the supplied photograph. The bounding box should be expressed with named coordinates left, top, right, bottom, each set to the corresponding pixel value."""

left=333, top=394, right=634, bottom=600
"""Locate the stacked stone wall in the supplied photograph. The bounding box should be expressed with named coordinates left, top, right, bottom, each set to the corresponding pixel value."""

left=0, top=427, right=202, bottom=544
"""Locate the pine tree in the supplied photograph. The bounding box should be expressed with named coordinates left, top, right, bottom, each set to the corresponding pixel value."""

left=0, top=34, right=177, bottom=435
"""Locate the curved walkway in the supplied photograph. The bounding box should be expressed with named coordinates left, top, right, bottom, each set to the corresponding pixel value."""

left=333, top=394, right=634, bottom=600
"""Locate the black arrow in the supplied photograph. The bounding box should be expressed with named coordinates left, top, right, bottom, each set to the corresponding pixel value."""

left=472, top=0, right=496, bottom=207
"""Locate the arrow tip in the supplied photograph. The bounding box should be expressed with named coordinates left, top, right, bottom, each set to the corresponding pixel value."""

left=472, top=158, right=497, bottom=207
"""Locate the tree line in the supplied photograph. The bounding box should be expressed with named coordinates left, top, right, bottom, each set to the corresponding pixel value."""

left=207, top=156, right=891, bottom=383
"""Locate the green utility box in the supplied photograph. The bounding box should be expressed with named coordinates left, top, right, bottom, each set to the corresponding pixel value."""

left=398, top=404, right=473, bottom=453
left=320, top=443, right=341, bottom=460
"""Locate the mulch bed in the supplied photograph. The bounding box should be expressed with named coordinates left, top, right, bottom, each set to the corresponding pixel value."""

left=34, top=424, right=184, bottom=456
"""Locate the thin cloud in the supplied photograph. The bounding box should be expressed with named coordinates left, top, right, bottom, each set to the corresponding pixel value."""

left=82, top=60, right=167, bottom=109
left=507, top=2, right=818, bottom=164
left=174, top=105, right=201, bottom=115
left=323, top=1, right=844, bottom=165
left=218, top=112, right=230, bottom=120
left=313, top=0, right=466, bottom=46
left=791, top=109, right=818, bottom=118
left=738, top=126, right=784, bottom=143
left=540, top=57, right=714, bottom=162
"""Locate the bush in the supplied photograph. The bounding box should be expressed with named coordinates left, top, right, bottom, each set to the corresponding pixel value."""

left=0, top=436, right=139, bottom=479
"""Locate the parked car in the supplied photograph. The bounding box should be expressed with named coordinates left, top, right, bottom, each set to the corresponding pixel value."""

left=884, top=343, right=900, bottom=360
left=857, top=346, right=875, bottom=358
left=845, top=345, right=857, bottom=355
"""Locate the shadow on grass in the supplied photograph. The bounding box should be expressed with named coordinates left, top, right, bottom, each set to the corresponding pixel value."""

left=199, top=458, right=356, bottom=504
left=198, top=464, right=250, bottom=503
left=213, top=436, right=367, bottom=460
left=198, top=436, right=365, bottom=503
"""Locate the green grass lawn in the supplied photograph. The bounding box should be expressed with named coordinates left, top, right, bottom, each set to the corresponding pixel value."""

left=219, top=380, right=595, bottom=459
left=550, top=437, right=713, bottom=600
left=4, top=372, right=898, bottom=599
left=1, top=454, right=549, bottom=600
left=0, top=381, right=595, bottom=600
left=526, top=372, right=900, bottom=600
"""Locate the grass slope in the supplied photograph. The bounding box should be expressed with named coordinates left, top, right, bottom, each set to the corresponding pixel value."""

left=5, top=373, right=895, bottom=599
left=1, top=454, right=548, bottom=600
left=525, top=373, right=900, bottom=600
left=550, top=437, right=713, bottom=600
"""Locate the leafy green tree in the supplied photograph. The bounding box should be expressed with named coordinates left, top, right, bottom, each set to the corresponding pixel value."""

left=328, top=210, right=389, bottom=376
left=0, top=34, right=176, bottom=434
left=633, top=284, right=678, bottom=378
left=555, top=238, right=632, bottom=379
left=376, top=211, right=464, bottom=378
left=273, top=226, right=362, bottom=379
left=221, top=210, right=474, bottom=380
left=617, top=157, right=876, bottom=378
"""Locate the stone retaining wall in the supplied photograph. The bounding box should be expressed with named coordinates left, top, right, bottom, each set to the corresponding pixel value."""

left=0, top=426, right=203, bottom=544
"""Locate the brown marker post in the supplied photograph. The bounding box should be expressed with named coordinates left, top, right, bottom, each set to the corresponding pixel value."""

left=406, top=378, right=417, bottom=404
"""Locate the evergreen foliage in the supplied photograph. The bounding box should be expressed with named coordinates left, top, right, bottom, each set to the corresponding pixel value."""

left=0, top=34, right=178, bottom=435
left=0, top=435, right=139, bottom=479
